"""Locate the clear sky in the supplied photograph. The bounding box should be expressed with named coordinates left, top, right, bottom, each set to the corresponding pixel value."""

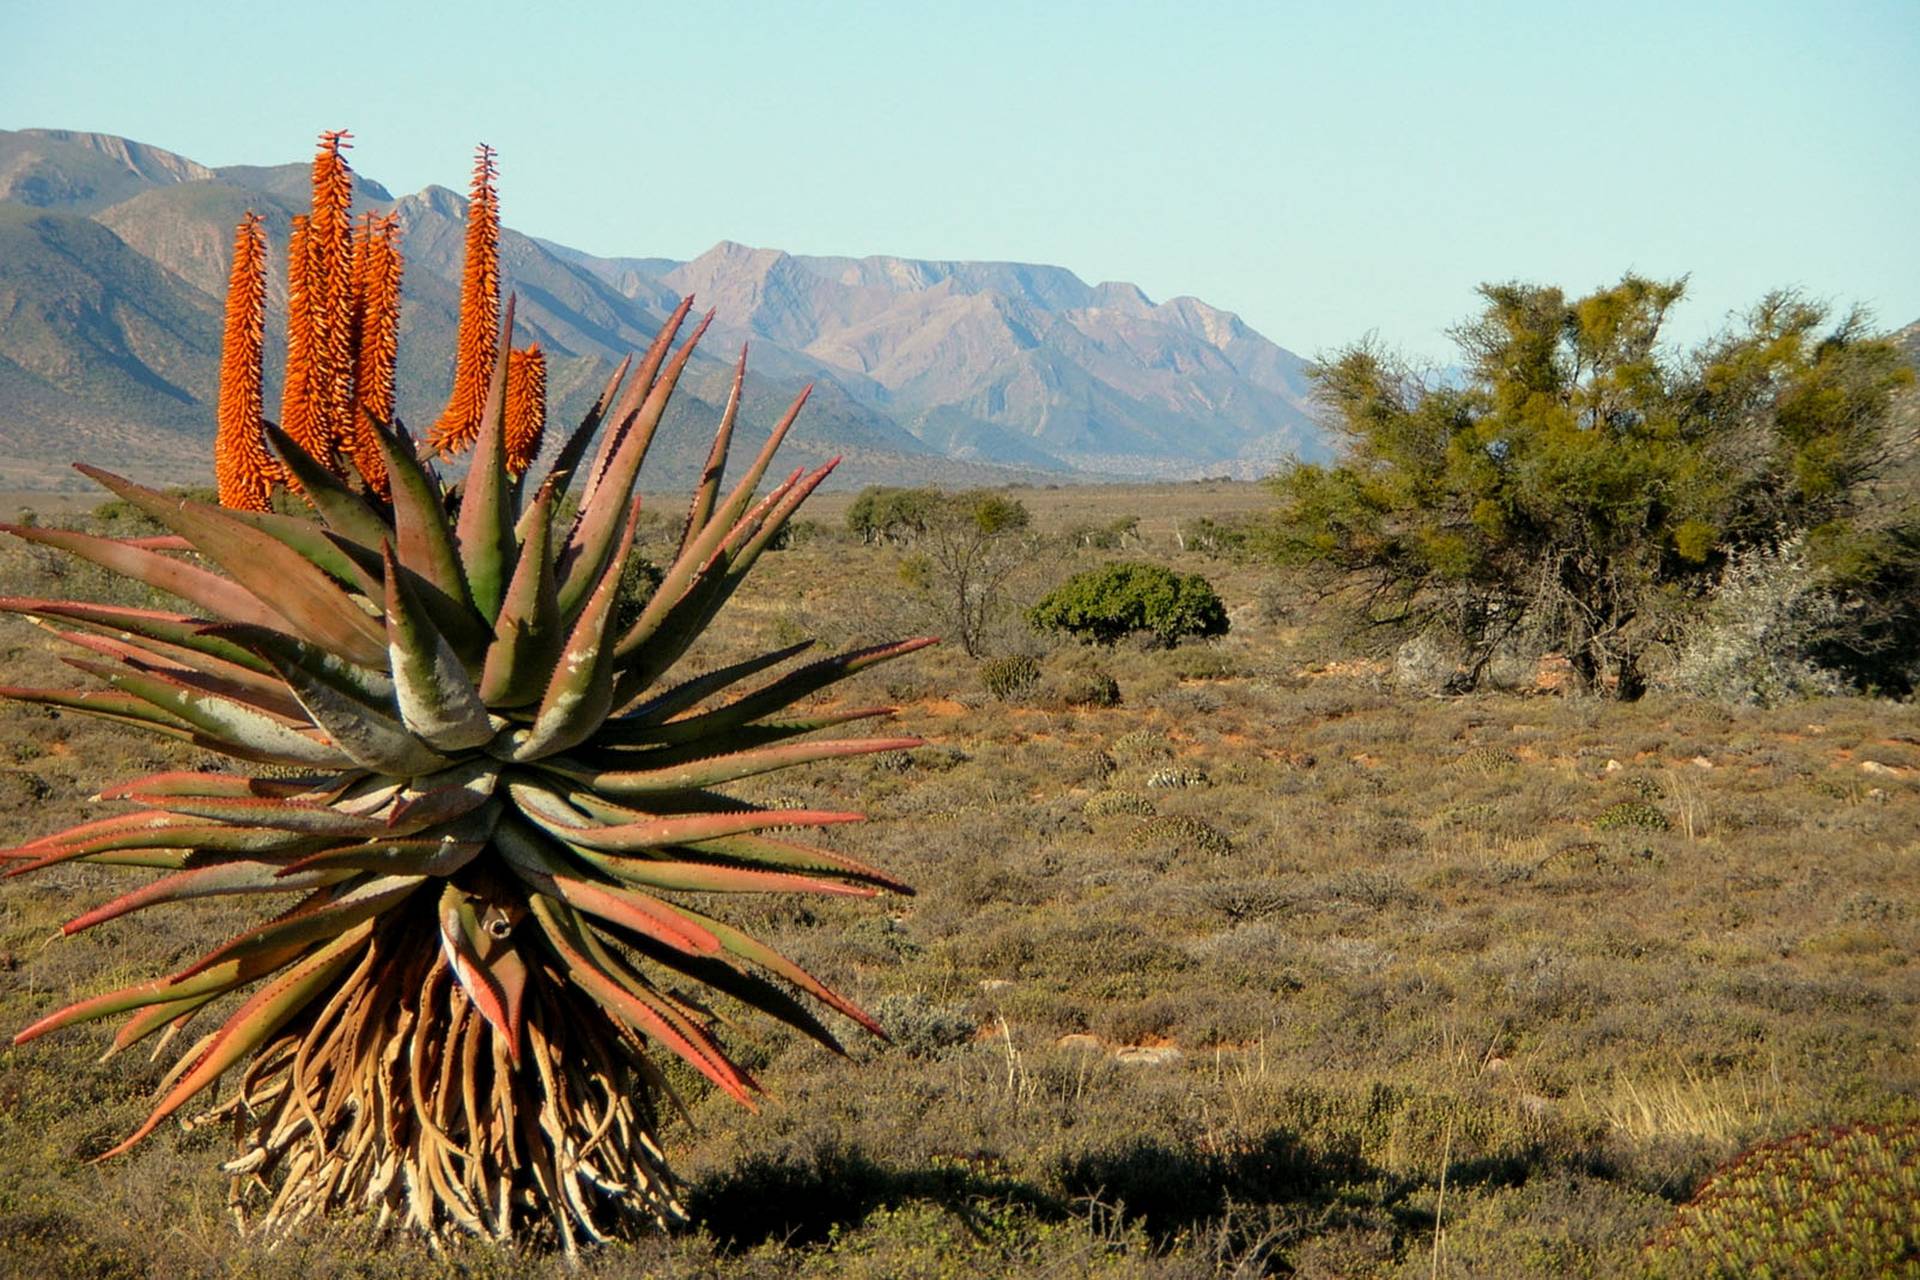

left=4, top=0, right=1915, bottom=362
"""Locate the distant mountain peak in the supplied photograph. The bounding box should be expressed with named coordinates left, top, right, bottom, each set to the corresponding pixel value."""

left=0, top=126, right=1331, bottom=487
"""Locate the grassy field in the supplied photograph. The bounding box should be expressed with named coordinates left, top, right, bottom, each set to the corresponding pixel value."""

left=0, top=485, right=1915, bottom=1277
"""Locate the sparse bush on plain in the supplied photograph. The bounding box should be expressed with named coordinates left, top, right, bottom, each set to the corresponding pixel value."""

left=1029, top=561, right=1229, bottom=647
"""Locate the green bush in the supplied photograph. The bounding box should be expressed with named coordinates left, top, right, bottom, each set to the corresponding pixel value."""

left=845, top=486, right=939, bottom=544
left=1029, top=562, right=1229, bottom=646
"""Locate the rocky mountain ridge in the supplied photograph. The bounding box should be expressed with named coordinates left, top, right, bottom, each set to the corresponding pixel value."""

left=0, top=126, right=1324, bottom=488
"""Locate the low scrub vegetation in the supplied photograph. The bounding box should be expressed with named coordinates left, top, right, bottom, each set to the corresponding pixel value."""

left=2, top=476, right=1914, bottom=1276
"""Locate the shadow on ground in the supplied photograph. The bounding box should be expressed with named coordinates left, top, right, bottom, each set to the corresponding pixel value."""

left=688, top=1126, right=1550, bottom=1255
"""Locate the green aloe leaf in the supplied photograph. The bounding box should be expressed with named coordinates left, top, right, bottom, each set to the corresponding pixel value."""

left=218, top=506, right=371, bottom=589
left=5, top=820, right=329, bottom=877
left=97, top=919, right=375, bottom=1159
left=494, top=818, right=721, bottom=956
left=456, top=297, right=518, bottom=623
left=508, top=499, right=638, bottom=761
left=674, top=831, right=911, bottom=894
left=97, top=771, right=352, bottom=805
left=0, top=685, right=197, bottom=739
left=47, top=628, right=309, bottom=722
left=0, top=599, right=273, bottom=673
left=367, top=418, right=471, bottom=616
left=644, top=897, right=885, bottom=1038
left=546, top=354, right=632, bottom=494
left=542, top=736, right=922, bottom=796
left=171, top=875, right=421, bottom=984
left=559, top=309, right=713, bottom=618
left=614, top=640, right=814, bottom=727
left=279, top=834, right=486, bottom=878
left=74, top=466, right=389, bottom=667
left=106, top=989, right=223, bottom=1058
left=263, top=423, right=396, bottom=552
left=227, top=631, right=451, bottom=777
left=0, top=524, right=296, bottom=635
left=604, top=638, right=934, bottom=749
left=577, top=298, right=692, bottom=514
left=382, top=543, right=495, bottom=751
left=561, top=846, right=880, bottom=898
left=80, top=663, right=351, bottom=768
left=63, top=862, right=355, bottom=935
left=678, top=344, right=749, bottom=559
left=527, top=894, right=756, bottom=1107
left=478, top=478, right=563, bottom=707
left=508, top=778, right=863, bottom=853
left=12, top=936, right=316, bottom=1047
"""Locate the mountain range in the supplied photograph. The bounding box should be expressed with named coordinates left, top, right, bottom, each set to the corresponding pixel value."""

left=0, top=128, right=1331, bottom=491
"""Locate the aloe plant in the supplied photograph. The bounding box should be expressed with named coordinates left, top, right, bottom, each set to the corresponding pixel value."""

left=0, top=149, right=926, bottom=1250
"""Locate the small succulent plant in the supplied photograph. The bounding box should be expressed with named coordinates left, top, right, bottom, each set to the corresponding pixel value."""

left=1596, top=799, right=1670, bottom=832
left=1643, top=1121, right=1920, bottom=1277
left=1126, top=815, right=1233, bottom=857
left=0, top=134, right=926, bottom=1251
left=1082, top=790, right=1157, bottom=819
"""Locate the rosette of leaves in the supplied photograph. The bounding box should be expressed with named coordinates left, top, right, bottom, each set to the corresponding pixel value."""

left=0, top=297, right=929, bottom=1250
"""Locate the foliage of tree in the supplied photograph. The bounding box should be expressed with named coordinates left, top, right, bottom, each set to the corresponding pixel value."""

left=1262, top=275, right=1915, bottom=698
left=898, top=491, right=1039, bottom=656
left=846, top=486, right=940, bottom=544
left=1029, top=561, right=1229, bottom=646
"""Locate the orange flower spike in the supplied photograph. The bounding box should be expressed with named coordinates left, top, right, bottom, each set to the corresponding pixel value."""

left=307, top=130, right=357, bottom=456
left=278, top=213, right=320, bottom=471
left=505, top=344, right=548, bottom=475
left=347, top=211, right=402, bottom=497
left=213, top=212, right=275, bottom=512
left=427, top=144, right=501, bottom=455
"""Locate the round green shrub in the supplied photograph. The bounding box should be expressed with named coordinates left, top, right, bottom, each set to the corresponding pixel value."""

left=1028, top=561, right=1229, bottom=646
left=1643, top=1120, right=1920, bottom=1278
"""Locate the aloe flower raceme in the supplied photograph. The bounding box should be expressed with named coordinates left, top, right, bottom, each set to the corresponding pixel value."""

left=0, top=293, right=930, bottom=1248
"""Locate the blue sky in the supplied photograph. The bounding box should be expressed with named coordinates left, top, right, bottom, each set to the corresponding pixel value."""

left=5, top=0, right=1915, bottom=362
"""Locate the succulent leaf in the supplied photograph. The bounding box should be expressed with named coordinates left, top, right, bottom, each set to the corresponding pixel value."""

left=456, top=297, right=519, bottom=621
left=383, top=543, right=495, bottom=750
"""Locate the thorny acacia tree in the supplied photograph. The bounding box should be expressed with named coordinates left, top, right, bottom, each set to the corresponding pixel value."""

left=899, top=491, right=1040, bottom=657
left=2, top=132, right=924, bottom=1251
left=1264, top=276, right=1914, bottom=697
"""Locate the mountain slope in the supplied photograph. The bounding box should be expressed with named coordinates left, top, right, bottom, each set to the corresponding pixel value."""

left=0, top=127, right=1329, bottom=488
left=0, top=129, right=213, bottom=213
left=0, top=204, right=221, bottom=484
